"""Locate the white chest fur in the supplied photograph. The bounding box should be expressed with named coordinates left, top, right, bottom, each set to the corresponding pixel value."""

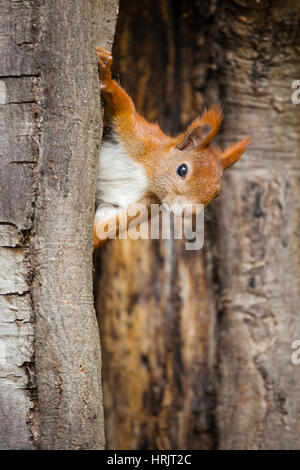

left=95, top=137, right=149, bottom=223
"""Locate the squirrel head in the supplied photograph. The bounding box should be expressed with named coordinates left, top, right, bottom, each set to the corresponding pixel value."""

left=147, top=105, right=250, bottom=213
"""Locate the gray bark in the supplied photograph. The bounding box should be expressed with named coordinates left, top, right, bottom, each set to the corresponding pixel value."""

left=0, top=0, right=118, bottom=450
left=0, top=0, right=40, bottom=450
left=210, top=0, right=300, bottom=450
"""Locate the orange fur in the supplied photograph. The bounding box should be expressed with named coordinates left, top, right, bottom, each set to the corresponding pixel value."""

left=221, top=137, right=251, bottom=170
left=94, top=46, right=250, bottom=248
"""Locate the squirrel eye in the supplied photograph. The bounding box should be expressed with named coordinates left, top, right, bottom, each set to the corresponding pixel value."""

left=176, top=163, right=188, bottom=178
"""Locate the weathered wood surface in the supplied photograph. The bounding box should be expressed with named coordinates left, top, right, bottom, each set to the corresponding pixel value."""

left=0, top=0, right=40, bottom=450
left=96, top=0, right=300, bottom=450
left=209, top=0, right=300, bottom=449
left=33, top=0, right=118, bottom=450
left=97, top=237, right=216, bottom=449
left=0, top=0, right=118, bottom=450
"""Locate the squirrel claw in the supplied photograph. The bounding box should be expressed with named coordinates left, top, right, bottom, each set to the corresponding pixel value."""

left=95, top=46, right=113, bottom=70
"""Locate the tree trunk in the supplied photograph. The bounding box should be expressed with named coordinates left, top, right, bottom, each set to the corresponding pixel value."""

left=95, top=0, right=300, bottom=450
left=210, top=0, right=300, bottom=450
left=0, top=0, right=118, bottom=450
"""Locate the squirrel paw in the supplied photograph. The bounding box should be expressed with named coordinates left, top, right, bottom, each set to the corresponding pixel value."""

left=95, top=46, right=113, bottom=70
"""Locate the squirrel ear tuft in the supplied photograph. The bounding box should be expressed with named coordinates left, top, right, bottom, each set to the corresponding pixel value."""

left=176, top=104, right=223, bottom=151
left=176, top=123, right=211, bottom=151
left=221, top=137, right=250, bottom=170
left=200, top=104, right=223, bottom=142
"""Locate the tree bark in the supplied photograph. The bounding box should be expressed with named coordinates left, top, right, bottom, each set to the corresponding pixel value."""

left=95, top=0, right=300, bottom=450
left=209, top=0, right=300, bottom=450
left=0, top=0, right=118, bottom=450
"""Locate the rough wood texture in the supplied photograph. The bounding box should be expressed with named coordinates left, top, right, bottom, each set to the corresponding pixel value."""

left=0, top=0, right=118, bottom=450
left=95, top=0, right=300, bottom=450
left=33, top=0, right=118, bottom=450
left=0, top=0, right=40, bottom=450
left=97, top=237, right=216, bottom=449
left=209, top=0, right=300, bottom=449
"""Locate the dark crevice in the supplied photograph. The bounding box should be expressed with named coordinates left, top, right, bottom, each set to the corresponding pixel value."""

left=0, top=74, right=40, bottom=79
left=3, top=101, right=36, bottom=106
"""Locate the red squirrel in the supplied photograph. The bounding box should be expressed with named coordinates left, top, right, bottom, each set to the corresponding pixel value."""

left=94, top=46, right=250, bottom=248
